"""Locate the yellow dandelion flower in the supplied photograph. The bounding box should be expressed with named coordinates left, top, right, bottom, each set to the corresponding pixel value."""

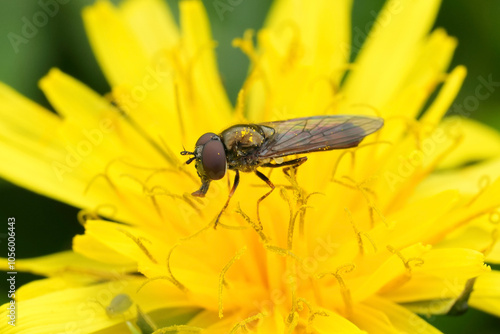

left=1, top=0, right=500, bottom=333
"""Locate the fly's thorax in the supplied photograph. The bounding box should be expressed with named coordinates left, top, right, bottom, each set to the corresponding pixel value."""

left=220, top=124, right=274, bottom=156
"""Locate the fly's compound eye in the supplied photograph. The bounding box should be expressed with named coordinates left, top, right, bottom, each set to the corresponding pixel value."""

left=196, top=132, right=218, bottom=147
left=201, top=139, right=226, bottom=180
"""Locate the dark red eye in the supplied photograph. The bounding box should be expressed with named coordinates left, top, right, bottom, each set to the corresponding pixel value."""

left=201, top=139, right=226, bottom=180
left=196, top=132, right=217, bottom=147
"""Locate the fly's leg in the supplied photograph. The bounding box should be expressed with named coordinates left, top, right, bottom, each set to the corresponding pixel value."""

left=254, top=170, right=275, bottom=231
left=256, top=157, right=308, bottom=227
left=214, top=170, right=240, bottom=229
left=280, top=157, right=307, bottom=177
left=261, top=156, right=308, bottom=171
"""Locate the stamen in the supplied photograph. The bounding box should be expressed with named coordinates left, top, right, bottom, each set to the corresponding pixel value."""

left=332, top=178, right=356, bottom=190
left=173, top=79, right=186, bottom=145
left=110, top=156, right=196, bottom=188
left=386, top=245, right=424, bottom=274
left=424, top=132, right=463, bottom=174
left=77, top=209, right=98, bottom=226
left=121, top=174, right=163, bottom=219
left=366, top=206, right=374, bottom=229
left=180, top=220, right=213, bottom=242
left=166, top=243, right=187, bottom=292
left=136, top=276, right=183, bottom=293
left=467, top=175, right=491, bottom=207
left=490, top=208, right=500, bottom=224
left=439, top=204, right=500, bottom=239
left=297, top=297, right=311, bottom=313
left=138, top=151, right=196, bottom=182
left=219, top=247, right=247, bottom=319
left=77, top=204, right=117, bottom=226
left=317, top=264, right=356, bottom=318
left=217, top=222, right=249, bottom=230
left=280, top=187, right=295, bottom=250
left=110, top=99, right=178, bottom=166
left=121, top=173, right=150, bottom=194
left=234, top=89, right=248, bottom=123
left=289, top=206, right=310, bottom=250
left=282, top=168, right=320, bottom=239
left=149, top=185, right=204, bottom=219
left=276, top=21, right=303, bottom=72
left=264, top=244, right=301, bottom=262
left=345, top=208, right=364, bottom=255
left=383, top=115, right=432, bottom=151
left=287, top=274, right=298, bottom=324
left=233, top=30, right=274, bottom=119
left=286, top=312, right=299, bottom=334
left=482, top=229, right=498, bottom=257
left=331, top=141, right=392, bottom=180
left=299, top=192, right=323, bottom=236
left=232, top=30, right=258, bottom=64
left=360, top=231, right=378, bottom=253
left=117, top=157, right=173, bottom=171
left=95, top=204, right=118, bottom=219
left=334, top=176, right=388, bottom=227
left=297, top=298, right=329, bottom=334
left=229, top=313, right=264, bottom=334
left=331, top=151, right=355, bottom=181
left=152, top=325, right=203, bottom=333
left=118, top=229, right=158, bottom=264
left=310, top=73, right=341, bottom=99
left=236, top=203, right=269, bottom=243
left=85, top=172, right=117, bottom=195
left=166, top=40, right=216, bottom=106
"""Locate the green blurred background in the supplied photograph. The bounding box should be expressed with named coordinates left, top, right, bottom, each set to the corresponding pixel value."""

left=0, top=0, right=499, bottom=332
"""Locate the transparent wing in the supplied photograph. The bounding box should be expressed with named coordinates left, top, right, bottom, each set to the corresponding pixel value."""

left=257, top=115, right=383, bottom=158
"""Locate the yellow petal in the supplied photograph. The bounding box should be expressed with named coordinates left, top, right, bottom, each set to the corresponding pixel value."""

left=83, top=1, right=150, bottom=86
left=84, top=0, right=187, bottom=161
left=179, top=0, right=232, bottom=125
left=73, top=234, right=137, bottom=265
left=415, top=159, right=500, bottom=199
left=350, top=302, right=399, bottom=333
left=486, top=238, right=500, bottom=264
left=420, top=65, right=466, bottom=125
left=363, top=296, right=442, bottom=334
left=15, top=277, right=94, bottom=301
left=0, top=82, right=75, bottom=203
left=352, top=244, right=431, bottom=303
left=0, top=250, right=134, bottom=278
left=181, top=310, right=258, bottom=334
left=469, top=270, right=500, bottom=317
left=0, top=81, right=60, bottom=139
left=265, top=0, right=352, bottom=84
left=437, top=116, right=500, bottom=170
left=341, top=0, right=442, bottom=110
left=120, top=0, right=179, bottom=57
left=381, top=248, right=489, bottom=303
left=0, top=278, right=191, bottom=334
left=313, top=310, right=364, bottom=333
left=247, top=0, right=352, bottom=121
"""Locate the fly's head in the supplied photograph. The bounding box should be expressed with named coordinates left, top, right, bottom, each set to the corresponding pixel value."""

left=181, top=132, right=227, bottom=197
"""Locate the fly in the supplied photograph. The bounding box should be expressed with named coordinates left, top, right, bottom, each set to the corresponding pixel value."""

left=180, top=115, right=384, bottom=228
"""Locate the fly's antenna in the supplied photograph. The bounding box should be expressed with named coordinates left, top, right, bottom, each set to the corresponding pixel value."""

left=180, top=150, right=196, bottom=164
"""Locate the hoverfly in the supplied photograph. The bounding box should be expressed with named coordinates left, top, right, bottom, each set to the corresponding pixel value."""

left=181, top=115, right=383, bottom=228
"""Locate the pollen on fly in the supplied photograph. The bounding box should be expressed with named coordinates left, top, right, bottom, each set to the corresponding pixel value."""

left=181, top=115, right=384, bottom=229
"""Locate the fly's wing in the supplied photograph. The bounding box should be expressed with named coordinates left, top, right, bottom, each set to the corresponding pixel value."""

left=258, top=115, right=383, bottom=159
